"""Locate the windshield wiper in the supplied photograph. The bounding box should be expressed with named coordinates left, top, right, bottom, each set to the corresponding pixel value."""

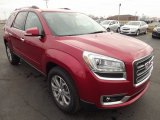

left=88, top=31, right=106, bottom=34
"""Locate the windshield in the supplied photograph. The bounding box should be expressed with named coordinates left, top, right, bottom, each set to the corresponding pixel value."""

left=101, top=20, right=111, bottom=25
left=42, top=12, right=106, bottom=36
left=126, top=21, right=140, bottom=26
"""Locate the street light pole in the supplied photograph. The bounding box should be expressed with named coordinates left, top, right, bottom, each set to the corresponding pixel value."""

left=118, top=3, right=121, bottom=21
left=135, top=11, right=137, bottom=21
left=44, top=0, right=49, bottom=8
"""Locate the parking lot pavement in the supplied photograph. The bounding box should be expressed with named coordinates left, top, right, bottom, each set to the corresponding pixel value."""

left=0, top=23, right=160, bottom=120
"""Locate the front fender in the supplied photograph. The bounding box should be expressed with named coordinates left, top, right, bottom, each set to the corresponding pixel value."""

left=42, top=49, right=95, bottom=102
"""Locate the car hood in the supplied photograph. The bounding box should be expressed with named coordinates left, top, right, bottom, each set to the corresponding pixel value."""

left=122, top=25, right=139, bottom=29
left=57, top=33, right=152, bottom=62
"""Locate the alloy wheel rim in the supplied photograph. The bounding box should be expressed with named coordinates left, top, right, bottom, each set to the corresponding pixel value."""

left=51, top=75, right=71, bottom=107
left=137, top=30, right=140, bottom=36
left=6, top=46, right=12, bottom=62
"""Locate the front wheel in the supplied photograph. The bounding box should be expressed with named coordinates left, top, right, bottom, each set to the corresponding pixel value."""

left=136, top=30, right=140, bottom=36
left=117, top=27, right=120, bottom=33
left=6, top=43, right=20, bottom=65
left=48, top=67, right=80, bottom=113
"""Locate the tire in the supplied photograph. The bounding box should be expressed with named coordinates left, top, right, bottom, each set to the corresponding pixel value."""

left=107, top=28, right=110, bottom=32
left=6, top=43, right=20, bottom=65
left=117, top=27, right=120, bottom=33
left=136, top=30, right=140, bottom=36
left=48, top=67, right=80, bottom=113
left=144, top=30, right=147, bottom=34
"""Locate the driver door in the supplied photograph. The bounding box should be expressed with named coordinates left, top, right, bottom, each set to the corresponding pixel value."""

left=22, top=12, right=45, bottom=70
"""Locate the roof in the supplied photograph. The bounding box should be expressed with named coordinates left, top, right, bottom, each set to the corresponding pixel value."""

left=14, top=6, right=73, bottom=13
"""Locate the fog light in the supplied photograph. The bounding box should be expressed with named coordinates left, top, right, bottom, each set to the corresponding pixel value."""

left=102, top=95, right=124, bottom=103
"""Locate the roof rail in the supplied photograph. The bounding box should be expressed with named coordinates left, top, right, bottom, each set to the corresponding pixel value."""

left=59, top=8, right=71, bottom=10
left=15, top=6, right=39, bottom=11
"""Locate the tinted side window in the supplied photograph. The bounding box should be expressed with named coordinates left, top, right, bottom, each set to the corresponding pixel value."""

left=6, top=12, right=16, bottom=27
left=25, top=12, right=43, bottom=34
left=13, top=12, right=28, bottom=30
left=142, top=22, right=146, bottom=26
left=112, top=21, right=116, bottom=24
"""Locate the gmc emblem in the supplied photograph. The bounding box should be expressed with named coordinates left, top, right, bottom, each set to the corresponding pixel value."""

left=145, top=60, right=153, bottom=69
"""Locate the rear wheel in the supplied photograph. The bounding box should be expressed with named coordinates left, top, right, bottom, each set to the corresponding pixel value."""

left=107, top=28, right=110, bottom=32
left=117, top=27, right=120, bottom=33
left=48, top=67, right=80, bottom=113
left=144, top=29, right=147, bottom=34
left=6, top=43, right=20, bottom=65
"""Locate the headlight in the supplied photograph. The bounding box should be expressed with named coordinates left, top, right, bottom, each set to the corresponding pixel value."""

left=83, top=51, right=125, bottom=73
left=153, top=28, right=157, bottom=32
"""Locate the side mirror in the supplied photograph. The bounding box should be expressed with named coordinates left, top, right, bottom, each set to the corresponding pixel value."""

left=25, top=27, right=41, bottom=36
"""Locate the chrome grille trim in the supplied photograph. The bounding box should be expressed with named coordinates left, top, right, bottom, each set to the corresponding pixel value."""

left=133, top=55, right=154, bottom=87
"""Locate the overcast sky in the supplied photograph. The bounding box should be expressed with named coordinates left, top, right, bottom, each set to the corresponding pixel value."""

left=0, top=0, right=159, bottom=20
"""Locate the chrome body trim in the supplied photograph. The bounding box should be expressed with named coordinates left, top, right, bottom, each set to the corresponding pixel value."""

left=100, top=95, right=130, bottom=106
left=93, top=72, right=126, bottom=81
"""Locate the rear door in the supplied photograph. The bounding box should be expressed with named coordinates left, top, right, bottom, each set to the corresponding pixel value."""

left=22, top=12, right=45, bottom=70
left=10, top=11, right=28, bottom=56
left=110, top=21, right=117, bottom=31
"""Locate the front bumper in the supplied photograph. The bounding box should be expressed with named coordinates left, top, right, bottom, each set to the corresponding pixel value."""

left=120, top=29, right=137, bottom=35
left=80, top=69, right=150, bottom=109
left=152, top=31, right=160, bottom=38
left=79, top=54, right=153, bottom=109
left=98, top=81, right=150, bottom=109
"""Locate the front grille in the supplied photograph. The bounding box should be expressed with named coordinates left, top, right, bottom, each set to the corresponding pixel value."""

left=133, top=55, right=153, bottom=86
left=123, top=28, right=130, bottom=30
left=122, top=32, right=129, bottom=34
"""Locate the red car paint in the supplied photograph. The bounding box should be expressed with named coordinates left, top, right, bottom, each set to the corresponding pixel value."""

left=3, top=8, right=153, bottom=109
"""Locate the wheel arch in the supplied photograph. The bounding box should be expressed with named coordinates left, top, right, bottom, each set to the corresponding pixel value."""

left=43, top=49, right=87, bottom=99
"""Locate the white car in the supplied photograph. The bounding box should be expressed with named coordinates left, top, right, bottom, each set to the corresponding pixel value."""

left=120, top=21, right=148, bottom=36
left=100, top=20, right=120, bottom=32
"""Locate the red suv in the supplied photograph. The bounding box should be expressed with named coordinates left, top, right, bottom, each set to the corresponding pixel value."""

left=3, top=6, right=153, bottom=113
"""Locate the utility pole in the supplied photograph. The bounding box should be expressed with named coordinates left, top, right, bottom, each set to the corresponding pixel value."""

left=44, top=0, right=49, bottom=8
left=118, top=3, right=121, bottom=21
left=135, top=11, right=137, bottom=21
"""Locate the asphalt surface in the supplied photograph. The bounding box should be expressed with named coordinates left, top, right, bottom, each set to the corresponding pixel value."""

left=0, top=24, right=160, bottom=120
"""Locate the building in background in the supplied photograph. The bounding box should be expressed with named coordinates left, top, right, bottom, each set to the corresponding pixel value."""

left=107, top=15, right=139, bottom=25
left=0, top=20, right=6, bottom=24
left=107, top=15, right=138, bottom=21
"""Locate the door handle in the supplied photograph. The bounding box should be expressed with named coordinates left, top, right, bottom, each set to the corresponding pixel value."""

left=20, top=38, right=25, bottom=42
left=9, top=33, right=13, bottom=36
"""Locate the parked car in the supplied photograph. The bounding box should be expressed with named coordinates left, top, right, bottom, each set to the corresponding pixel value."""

left=152, top=24, right=160, bottom=38
left=120, top=21, right=148, bottom=36
left=3, top=6, right=153, bottom=113
left=100, top=20, right=120, bottom=32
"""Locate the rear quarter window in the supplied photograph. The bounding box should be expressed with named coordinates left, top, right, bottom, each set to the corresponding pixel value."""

left=6, top=12, right=16, bottom=27
left=12, top=11, right=28, bottom=31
